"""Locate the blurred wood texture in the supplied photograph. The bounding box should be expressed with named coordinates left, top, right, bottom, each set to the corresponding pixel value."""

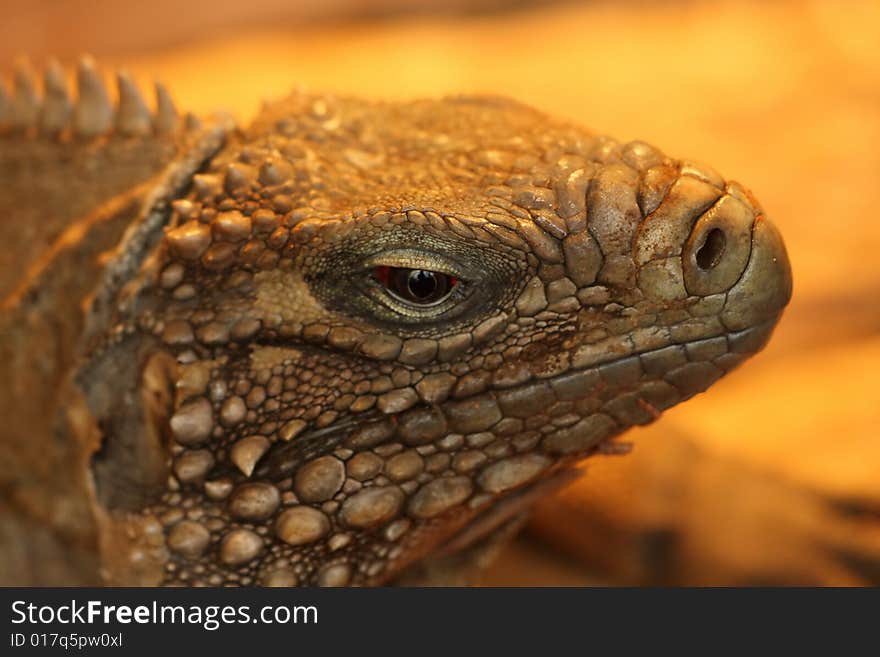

left=2, top=0, right=878, bottom=585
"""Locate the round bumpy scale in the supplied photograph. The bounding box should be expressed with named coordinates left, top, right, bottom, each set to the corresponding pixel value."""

left=167, top=520, right=211, bottom=558
left=340, top=486, right=404, bottom=529
left=346, top=452, right=384, bottom=481
left=220, top=396, right=247, bottom=426
left=477, top=454, right=551, bottom=494
left=317, top=563, right=352, bottom=587
left=228, top=482, right=281, bottom=521
left=213, top=210, right=252, bottom=241
left=173, top=449, right=215, bottom=483
left=220, top=529, right=263, bottom=566
left=408, top=476, right=474, bottom=519
left=385, top=450, right=424, bottom=482
left=167, top=221, right=211, bottom=260
left=204, top=478, right=233, bottom=501
left=293, top=456, right=345, bottom=503
left=276, top=506, right=330, bottom=546
left=169, top=398, right=213, bottom=446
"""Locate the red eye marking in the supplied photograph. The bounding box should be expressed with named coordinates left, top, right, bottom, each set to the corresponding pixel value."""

left=374, top=265, right=392, bottom=288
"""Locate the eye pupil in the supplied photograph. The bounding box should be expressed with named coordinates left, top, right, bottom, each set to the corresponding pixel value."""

left=407, top=270, right=438, bottom=299
left=373, top=266, right=458, bottom=306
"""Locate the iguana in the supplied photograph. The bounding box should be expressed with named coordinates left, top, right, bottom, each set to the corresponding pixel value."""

left=0, top=57, right=792, bottom=586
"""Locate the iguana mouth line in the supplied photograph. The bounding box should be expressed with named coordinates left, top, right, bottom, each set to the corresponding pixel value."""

left=239, top=317, right=776, bottom=485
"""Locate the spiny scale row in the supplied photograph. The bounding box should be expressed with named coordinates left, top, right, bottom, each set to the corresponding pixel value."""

left=0, top=56, right=180, bottom=138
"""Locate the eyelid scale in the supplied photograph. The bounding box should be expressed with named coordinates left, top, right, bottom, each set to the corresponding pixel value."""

left=363, top=249, right=470, bottom=281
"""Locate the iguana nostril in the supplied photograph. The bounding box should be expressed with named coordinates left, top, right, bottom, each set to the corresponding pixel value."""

left=682, top=195, right=754, bottom=296
left=696, top=228, right=726, bottom=270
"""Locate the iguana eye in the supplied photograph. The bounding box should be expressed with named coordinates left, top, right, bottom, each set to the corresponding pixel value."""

left=373, top=266, right=458, bottom=306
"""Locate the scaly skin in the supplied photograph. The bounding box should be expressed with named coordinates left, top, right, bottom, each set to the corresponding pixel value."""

left=0, top=59, right=791, bottom=586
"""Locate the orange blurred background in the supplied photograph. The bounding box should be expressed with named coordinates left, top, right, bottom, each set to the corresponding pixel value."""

left=3, top=0, right=879, bottom=585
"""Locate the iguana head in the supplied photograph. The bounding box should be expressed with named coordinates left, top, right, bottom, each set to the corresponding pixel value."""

left=86, top=92, right=791, bottom=585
